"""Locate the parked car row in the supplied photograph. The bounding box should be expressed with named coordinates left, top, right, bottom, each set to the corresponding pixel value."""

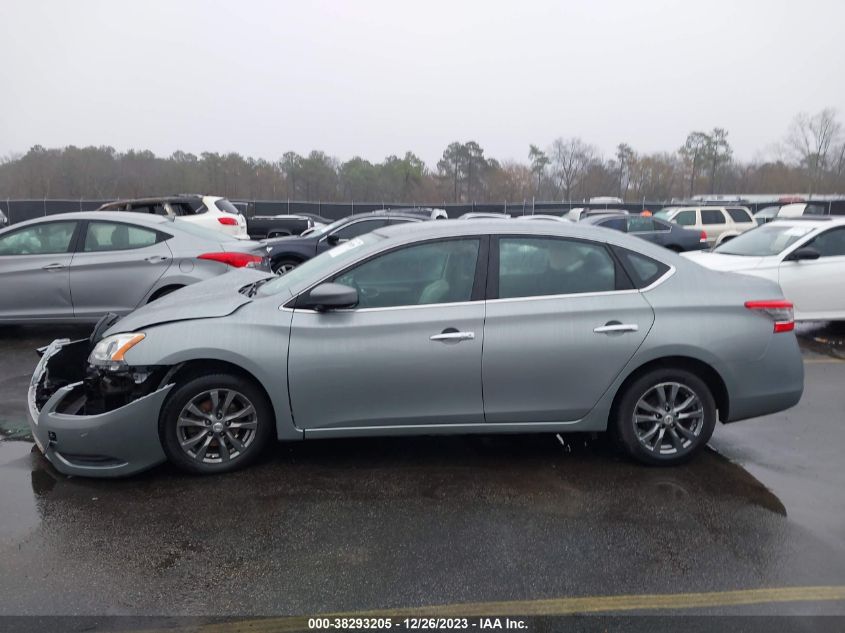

left=654, top=206, right=756, bottom=247
left=0, top=212, right=270, bottom=323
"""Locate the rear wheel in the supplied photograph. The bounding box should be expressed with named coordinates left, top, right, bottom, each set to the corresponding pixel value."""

left=272, top=258, right=300, bottom=275
left=614, top=368, right=716, bottom=465
left=159, top=373, right=274, bottom=475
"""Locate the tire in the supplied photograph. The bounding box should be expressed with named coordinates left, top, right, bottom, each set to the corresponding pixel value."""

left=159, top=373, right=274, bottom=475
left=272, top=258, right=301, bottom=275
left=613, top=368, right=716, bottom=466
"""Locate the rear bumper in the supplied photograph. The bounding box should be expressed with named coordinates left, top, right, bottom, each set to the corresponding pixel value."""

left=723, top=332, right=804, bottom=423
left=27, top=339, right=172, bottom=477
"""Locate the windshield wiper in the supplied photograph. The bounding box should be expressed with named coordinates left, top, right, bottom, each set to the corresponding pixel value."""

left=241, top=278, right=273, bottom=297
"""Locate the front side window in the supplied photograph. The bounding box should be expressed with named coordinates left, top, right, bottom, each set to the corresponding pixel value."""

left=806, top=227, right=845, bottom=257
left=333, top=219, right=389, bottom=241
left=498, top=237, right=615, bottom=299
left=335, top=239, right=480, bottom=308
left=701, top=209, right=727, bottom=225
left=0, top=221, right=77, bottom=255
left=674, top=210, right=696, bottom=226
left=83, top=221, right=160, bottom=252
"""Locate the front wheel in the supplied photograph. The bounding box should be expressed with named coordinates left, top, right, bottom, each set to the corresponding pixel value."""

left=159, top=373, right=274, bottom=475
left=614, top=368, right=716, bottom=465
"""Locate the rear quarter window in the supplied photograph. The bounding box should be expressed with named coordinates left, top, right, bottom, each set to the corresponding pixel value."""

left=727, top=208, right=753, bottom=223
left=612, top=246, right=670, bottom=289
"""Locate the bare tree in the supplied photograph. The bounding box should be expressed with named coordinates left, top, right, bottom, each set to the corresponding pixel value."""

left=549, top=137, right=595, bottom=201
left=528, top=144, right=549, bottom=195
left=679, top=131, right=711, bottom=197
left=706, top=128, right=732, bottom=193
left=786, top=108, right=842, bottom=194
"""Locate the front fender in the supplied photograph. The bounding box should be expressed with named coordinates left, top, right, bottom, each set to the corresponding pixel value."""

left=121, top=305, right=300, bottom=441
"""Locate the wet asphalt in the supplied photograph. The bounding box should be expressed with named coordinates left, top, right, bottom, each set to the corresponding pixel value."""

left=0, top=323, right=844, bottom=618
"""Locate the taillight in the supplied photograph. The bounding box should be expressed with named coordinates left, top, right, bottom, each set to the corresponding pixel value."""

left=745, top=300, right=794, bottom=332
left=198, top=252, right=263, bottom=268
left=699, top=230, right=707, bottom=242
left=218, top=217, right=238, bottom=226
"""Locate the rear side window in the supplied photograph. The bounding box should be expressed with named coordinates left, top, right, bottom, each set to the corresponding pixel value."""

left=804, top=204, right=826, bottom=216
left=674, top=210, right=696, bottom=226
left=701, top=209, right=727, bottom=225
left=598, top=218, right=627, bottom=231
left=613, top=246, right=670, bottom=288
left=727, top=208, right=753, bottom=223
left=497, top=237, right=617, bottom=299
left=627, top=216, right=656, bottom=233
left=83, top=221, right=162, bottom=252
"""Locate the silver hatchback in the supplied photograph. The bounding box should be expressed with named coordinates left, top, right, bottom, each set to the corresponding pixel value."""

left=28, top=220, right=803, bottom=477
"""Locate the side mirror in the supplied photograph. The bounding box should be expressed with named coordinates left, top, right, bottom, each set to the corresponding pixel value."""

left=301, top=283, right=358, bottom=311
left=326, top=234, right=341, bottom=246
left=787, top=247, right=820, bottom=261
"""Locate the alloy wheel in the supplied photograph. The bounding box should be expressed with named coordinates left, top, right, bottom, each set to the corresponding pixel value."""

left=633, top=382, right=704, bottom=456
left=176, top=389, right=258, bottom=464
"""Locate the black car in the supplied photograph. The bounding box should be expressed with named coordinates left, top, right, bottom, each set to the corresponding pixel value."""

left=264, top=211, right=427, bottom=274
left=581, top=212, right=707, bottom=252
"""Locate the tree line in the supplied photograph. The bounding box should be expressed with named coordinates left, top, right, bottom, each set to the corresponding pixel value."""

left=1, top=108, right=843, bottom=203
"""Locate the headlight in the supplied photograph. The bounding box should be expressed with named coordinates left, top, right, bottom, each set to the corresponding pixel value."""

left=88, top=332, right=146, bottom=367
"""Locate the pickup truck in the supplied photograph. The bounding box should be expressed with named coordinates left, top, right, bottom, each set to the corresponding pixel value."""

left=246, top=214, right=328, bottom=240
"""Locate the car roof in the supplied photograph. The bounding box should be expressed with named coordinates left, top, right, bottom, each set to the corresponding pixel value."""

left=0, top=211, right=175, bottom=232
left=98, top=195, right=213, bottom=207
left=372, top=218, right=658, bottom=249
left=581, top=213, right=628, bottom=222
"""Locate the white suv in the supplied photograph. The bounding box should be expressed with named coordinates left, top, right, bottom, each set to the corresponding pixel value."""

left=98, top=195, right=249, bottom=239
left=655, top=206, right=755, bottom=247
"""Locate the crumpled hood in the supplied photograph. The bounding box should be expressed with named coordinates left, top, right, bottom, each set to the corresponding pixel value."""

left=106, top=268, right=273, bottom=334
left=681, top=251, right=766, bottom=272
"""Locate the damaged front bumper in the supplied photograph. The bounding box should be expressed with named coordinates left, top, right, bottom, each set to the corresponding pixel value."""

left=27, top=338, right=174, bottom=477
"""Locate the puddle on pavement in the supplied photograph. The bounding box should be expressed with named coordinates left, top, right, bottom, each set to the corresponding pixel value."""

left=0, top=417, right=33, bottom=442
left=0, top=441, right=42, bottom=545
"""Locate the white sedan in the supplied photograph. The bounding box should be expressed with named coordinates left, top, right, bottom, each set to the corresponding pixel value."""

left=683, top=217, right=845, bottom=321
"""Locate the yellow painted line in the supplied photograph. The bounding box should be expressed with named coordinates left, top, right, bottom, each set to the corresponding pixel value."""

left=803, top=358, right=845, bottom=364
left=135, top=585, right=845, bottom=633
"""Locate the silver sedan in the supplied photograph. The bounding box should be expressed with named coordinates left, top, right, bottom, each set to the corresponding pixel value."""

left=28, top=220, right=803, bottom=477
left=0, top=211, right=270, bottom=323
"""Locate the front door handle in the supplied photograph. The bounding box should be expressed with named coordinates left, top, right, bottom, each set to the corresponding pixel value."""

left=430, top=331, right=475, bottom=342
left=593, top=323, right=639, bottom=334
left=42, top=263, right=65, bottom=271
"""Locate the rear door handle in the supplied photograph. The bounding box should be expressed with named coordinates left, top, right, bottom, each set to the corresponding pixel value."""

left=430, top=331, right=475, bottom=342
left=41, top=263, right=65, bottom=271
left=593, top=323, right=639, bottom=334
left=144, top=256, right=168, bottom=264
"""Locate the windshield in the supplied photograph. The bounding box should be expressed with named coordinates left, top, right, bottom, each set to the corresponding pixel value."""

left=312, top=217, right=351, bottom=237
left=256, top=232, right=383, bottom=297
left=713, top=224, right=814, bottom=256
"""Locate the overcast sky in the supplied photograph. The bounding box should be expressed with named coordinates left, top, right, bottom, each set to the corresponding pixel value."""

left=1, top=0, right=843, bottom=167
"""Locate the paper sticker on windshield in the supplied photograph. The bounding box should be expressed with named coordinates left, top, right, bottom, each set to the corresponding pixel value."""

left=329, top=237, right=364, bottom=257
